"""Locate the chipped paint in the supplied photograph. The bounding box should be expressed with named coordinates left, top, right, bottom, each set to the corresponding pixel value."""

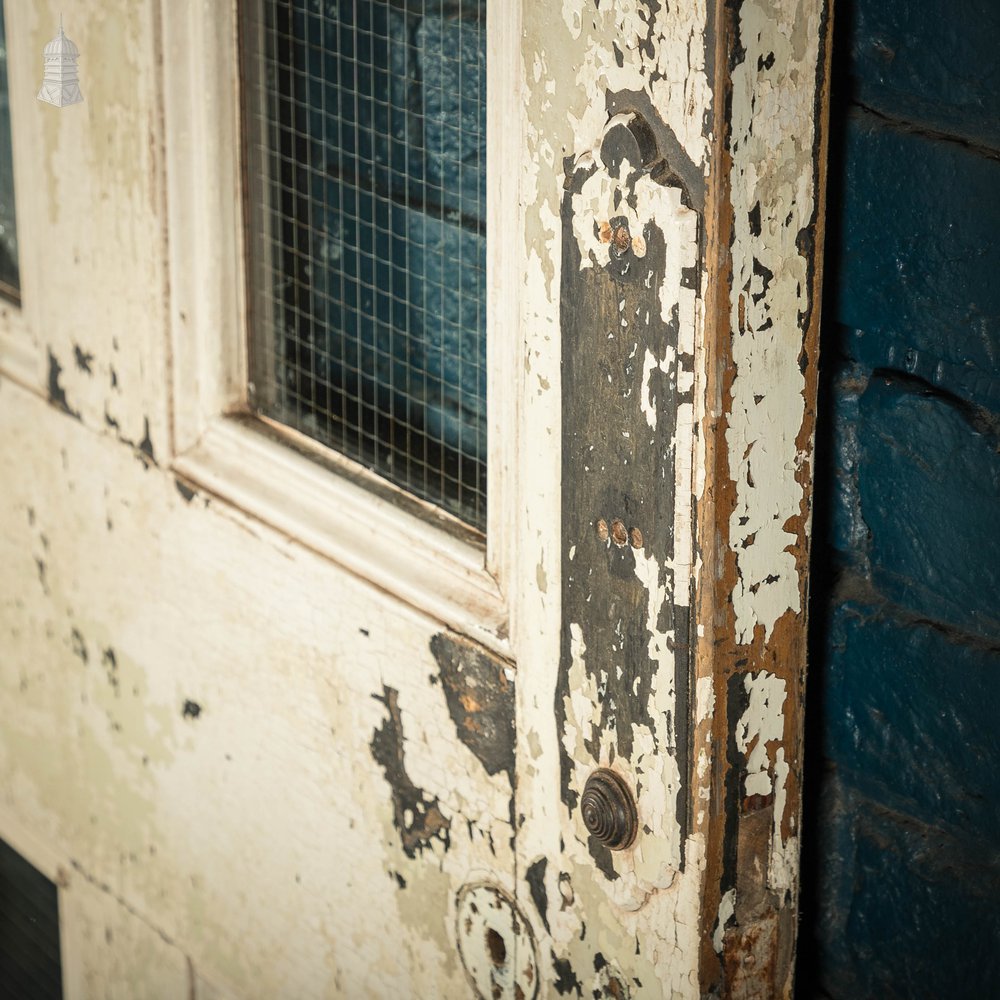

left=725, top=0, right=826, bottom=645
left=432, top=632, right=516, bottom=782
left=530, top=0, right=828, bottom=994
left=734, top=672, right=786, bottom=801
left=370, top=685, right=452, bottom=859
left=697, top=0, right=832, bottom=993
left=541, top=1, right=714, bottom=995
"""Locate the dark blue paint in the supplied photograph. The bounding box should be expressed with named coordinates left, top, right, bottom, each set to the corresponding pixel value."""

left=812, top=776, right=1000, bottom=1000
left=822, top=601, right=1000, bottom=840
left=857, top=375, right=1000, bottom=641
left=844, top=0, right=1000, bottom=150
left=832, top=115, right=1000, bottom=413
left=802, top=0, right=1000, bottom=994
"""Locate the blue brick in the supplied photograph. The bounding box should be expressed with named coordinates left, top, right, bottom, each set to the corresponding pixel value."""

left=856, top=374, right=1000, bottom=638
left=820, top=600, right=1000, bottom=837
left=843, top=0, right=1000, bottom=149
left=811, top=776, right=1000, bottom=1000
left=818, top=361, right=870, bottom=558
left=832, top=116, right=1000, bottom=413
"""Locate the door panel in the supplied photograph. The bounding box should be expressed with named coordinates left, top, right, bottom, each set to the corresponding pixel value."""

left=0, top=396, right=516, bottom=997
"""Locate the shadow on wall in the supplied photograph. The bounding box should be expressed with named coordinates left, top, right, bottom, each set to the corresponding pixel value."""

left=798, top=0, right=1000, bottom=997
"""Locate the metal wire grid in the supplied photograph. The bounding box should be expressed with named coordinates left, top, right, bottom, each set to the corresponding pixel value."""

left=242, top=0, right=488, bottom=530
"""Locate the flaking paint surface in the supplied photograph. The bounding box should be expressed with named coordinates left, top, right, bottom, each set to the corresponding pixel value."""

left=519, top=1, right=717, bottom=996
left=725, top=0, right=823, bottom=646
left=0, top=379, right=513, bottom=997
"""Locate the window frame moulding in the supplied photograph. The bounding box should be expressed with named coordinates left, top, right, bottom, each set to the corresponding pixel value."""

left=161, top=1, right=522, bottom=657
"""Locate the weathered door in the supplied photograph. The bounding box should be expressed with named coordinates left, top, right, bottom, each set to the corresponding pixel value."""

left=0, top=1, right=831, bottom=998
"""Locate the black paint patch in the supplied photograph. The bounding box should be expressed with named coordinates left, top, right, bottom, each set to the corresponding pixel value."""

left=557, top=128, right=696, bottom=865
left=182, top=700, right=202, bottom=720
left=46, top=351, right=81, bottom=421
left=552, top=952, right=583, bottom=996
left=431, top=632, right=515, bottom=781
left=73, top=345, right=94, bottom=374
left=606, top=88, right=706, bottom=212
left=102, top=648, right=119, bottom=697
left=137, top=418, right=156, bottom=467
left=104, top=409, right=157, bottom=468
left=370, top=685, right=451, bottom=859
left=526, top=856, right=550, bottom=933
left=174, top=478, right=197, bottom=503
left=722, top=672, right=753, bottom=896
left=70, top=628, right=88, bottom=664
left=587, top=835, right=619, bottom=882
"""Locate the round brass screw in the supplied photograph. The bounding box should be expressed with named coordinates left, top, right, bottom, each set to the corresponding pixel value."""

left=581, top=768, right=638, bottom=851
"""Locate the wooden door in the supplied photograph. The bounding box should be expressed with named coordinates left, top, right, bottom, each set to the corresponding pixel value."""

left=0, top=1, right=831, bottom=998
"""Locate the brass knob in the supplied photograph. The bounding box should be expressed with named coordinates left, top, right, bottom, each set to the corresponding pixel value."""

left=581, top=768, right=638, bottom=851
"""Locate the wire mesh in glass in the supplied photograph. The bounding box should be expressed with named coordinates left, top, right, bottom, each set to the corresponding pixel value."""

left=242, top=0, right=488, bottom=530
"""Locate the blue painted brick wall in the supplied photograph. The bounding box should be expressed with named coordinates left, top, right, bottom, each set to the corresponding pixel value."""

left=802, top=0, right=1000, bottom=994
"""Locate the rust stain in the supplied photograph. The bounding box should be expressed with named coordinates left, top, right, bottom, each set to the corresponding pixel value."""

left=609, top=518, right=628, bottom=547
left=611, top=223, right=632, bottom=256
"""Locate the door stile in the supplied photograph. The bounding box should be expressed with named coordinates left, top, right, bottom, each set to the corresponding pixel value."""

left=697, top=1, right=834, bottom=995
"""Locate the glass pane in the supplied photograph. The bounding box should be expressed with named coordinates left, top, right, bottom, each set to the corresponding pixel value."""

left=242, top=0, right=487, bottom=530
left=0, top=2, right=19, bottom=301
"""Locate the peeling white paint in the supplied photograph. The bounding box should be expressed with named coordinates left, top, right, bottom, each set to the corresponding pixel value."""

left=0, top=0, right=827, bottom=997
left=769, top=746, right=799, bottom=895
left=725, top=1, right=822, bottom=645
left=735, top=671, right=787, bottom=800
left=713, top=888, right=737, bottom=954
